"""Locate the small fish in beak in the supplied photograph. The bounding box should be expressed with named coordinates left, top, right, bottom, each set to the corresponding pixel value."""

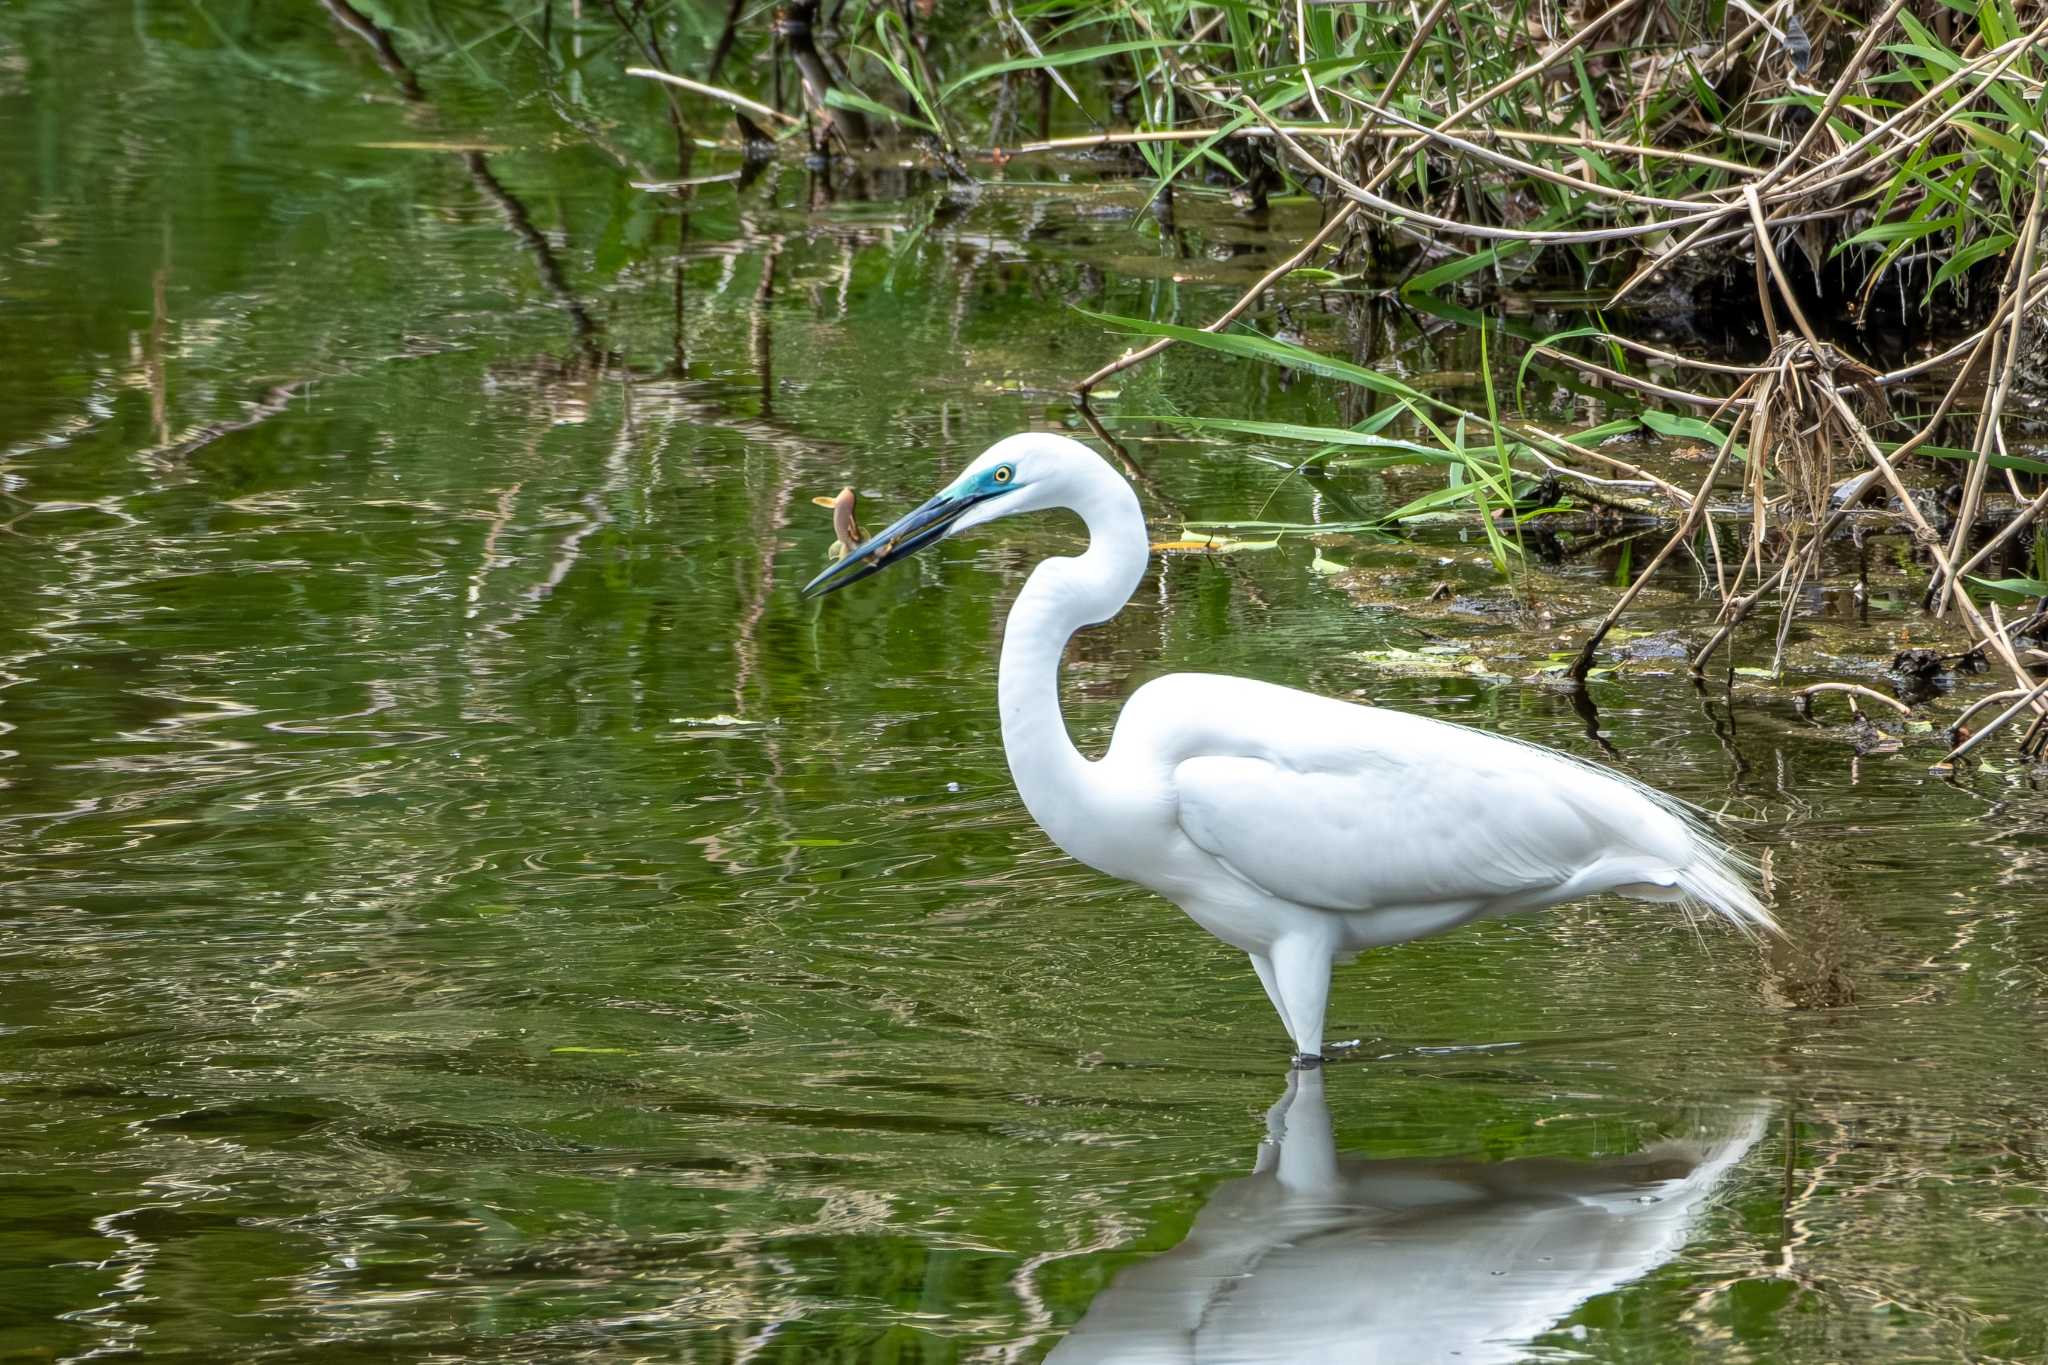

left=810, top=486, right=867, bottom=562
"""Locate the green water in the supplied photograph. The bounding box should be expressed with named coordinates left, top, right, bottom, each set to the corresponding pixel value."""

left=4, top=6, right=2047, bottom=1362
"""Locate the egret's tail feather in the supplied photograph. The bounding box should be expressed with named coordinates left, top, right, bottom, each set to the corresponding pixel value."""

left=1673, top=843, right=1779, bottom=940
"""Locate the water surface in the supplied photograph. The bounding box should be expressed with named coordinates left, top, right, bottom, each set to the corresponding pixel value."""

left=4, top=6, right=2047, bottom=1361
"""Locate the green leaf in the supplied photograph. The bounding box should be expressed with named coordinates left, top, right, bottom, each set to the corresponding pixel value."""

left=1929, top=231, right=2015, bottom=294
left=1683, top=54, right=1725, bottom=122
left=1403, top=238, right=1537, bottom=294
left=1145, top=108, right=1257, bottom=199
left=1966, top=575, right=2048, bottom=604
left=824, top=86, right=933, bottom=133
left=938, top=40, right=1205, bottom=98
left=1640, top=409, right=1746, bottom=459
left=1515, top=325, right=1608, bottom=410
left=1123, top=415, right=1457, bottom=460
left=1910, top=443, right=2048, bottom=476
left=1952, top=114, right=2025, bottom=160
left=1076, top=308, right=1428, bottom=402
left=1842, top=216, right=1948, bottom=249
left=861, top=13, right=947, bottom=139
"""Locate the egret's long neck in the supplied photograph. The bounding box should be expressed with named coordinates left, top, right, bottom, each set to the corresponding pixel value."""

left=997, top=466, right=1147, bottom=858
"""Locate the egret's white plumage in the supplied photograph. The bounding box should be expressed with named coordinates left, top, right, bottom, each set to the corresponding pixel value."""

left=805, top=432, right=1773, bottom=1062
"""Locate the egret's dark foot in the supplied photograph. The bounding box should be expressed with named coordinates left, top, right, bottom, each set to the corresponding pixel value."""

left=1291, top=1051, right=1325, bottom=1070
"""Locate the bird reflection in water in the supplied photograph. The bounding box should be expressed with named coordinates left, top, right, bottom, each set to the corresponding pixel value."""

left=1049, top=1071, right=1765, bottom=1364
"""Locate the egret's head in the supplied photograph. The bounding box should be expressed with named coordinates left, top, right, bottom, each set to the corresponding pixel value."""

left=801, top=433, right=1093, bottom=598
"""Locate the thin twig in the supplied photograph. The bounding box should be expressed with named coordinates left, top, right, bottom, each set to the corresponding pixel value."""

left=1568, top=387, right=1754, bottom=681
left=1826, top=386, right=2044, bottom=710
left=1798, top=683, right=1913, bottom=719
left=627, top=65, right=801, bottom=125
left=1938, top=677, right=2048, bottom=766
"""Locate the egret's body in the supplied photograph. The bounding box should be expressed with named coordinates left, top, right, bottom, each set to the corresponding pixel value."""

left=806, top=433, right=1772, bottom=1062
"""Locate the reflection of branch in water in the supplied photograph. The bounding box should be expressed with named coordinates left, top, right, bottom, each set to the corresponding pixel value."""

left=460, top=152, right=602, bottom=354
left=729, top=445, right=802, bottom=878
left=144, top=379, right=309, bottom=464
left=149, top=220, right=170, bottom=448
left=672, top=208, right=691, bottom=377
left=1001, top=1199, right=1141, bottom=1365
left=530, top=81, right=692, bottom=376
left=1697, top=686, right=1752, bottom=785
left=322, top=0, right=602, bottom=361
left=320, top=0, right=420, bottom=99
left=522, top=414, right=633, bottom=614
left=1567, top=683, right=1621, bottom=759
left=730, top=440, right=798, bottom=717
left=751, top=242, right=779, bottom=414
left=465, top=481, right=523, bottom=621
left=599, top=0, right=692, bottom=179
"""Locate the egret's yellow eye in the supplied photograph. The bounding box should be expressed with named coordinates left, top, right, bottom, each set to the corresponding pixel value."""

left=993, top=465, right=1013, bottom=484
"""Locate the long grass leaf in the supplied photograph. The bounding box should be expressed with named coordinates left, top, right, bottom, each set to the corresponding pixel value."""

left=937, top=39, right=1206, bottom=99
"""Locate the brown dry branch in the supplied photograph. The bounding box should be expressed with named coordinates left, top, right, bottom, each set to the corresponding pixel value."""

left=1938, top=677, right=2048, bottom=767
left=1567, top=336, right=1889, bottom=683
left=1948, top=687, right=2030, bottom=739
left=1939, top=165, right=2045, bottom=615
left=1567, top=381, right=1756, bottom=682
left=1796, top=684, right=1915, bottom=721
left=1825, top=385, right=2045, bottom=715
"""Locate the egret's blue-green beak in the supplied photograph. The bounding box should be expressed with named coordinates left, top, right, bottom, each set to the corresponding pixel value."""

left=801, top=484, right=997, bottom=598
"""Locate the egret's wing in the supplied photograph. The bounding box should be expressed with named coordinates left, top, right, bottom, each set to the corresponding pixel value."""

left=1146, top=678, right=1690, bottom=913
left=1173, top=754, right=1610, bottom=911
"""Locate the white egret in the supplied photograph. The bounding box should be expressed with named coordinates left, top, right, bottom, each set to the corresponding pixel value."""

left=804, top=433, right=1773, bottom=1064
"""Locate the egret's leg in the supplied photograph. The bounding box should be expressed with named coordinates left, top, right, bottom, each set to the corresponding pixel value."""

left=1249, top=952, right=1295, bottom=1041
left=1270, top=932, right=1333, bottom=1066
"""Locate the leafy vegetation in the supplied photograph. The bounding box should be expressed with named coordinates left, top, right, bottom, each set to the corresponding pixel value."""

left=629, top=0, right=2048, bottom=316
left=256, top=1, right=2048, bottom=753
